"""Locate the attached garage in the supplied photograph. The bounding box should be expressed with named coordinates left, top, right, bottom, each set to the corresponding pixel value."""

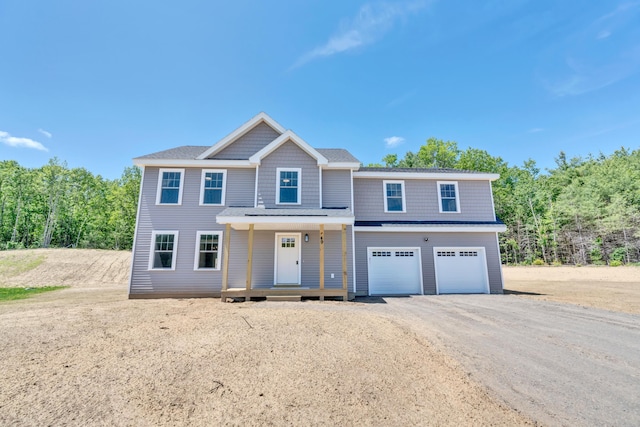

left=367, top=247, right=423, bottom=295
left=434, top=247, right=489, bottom=294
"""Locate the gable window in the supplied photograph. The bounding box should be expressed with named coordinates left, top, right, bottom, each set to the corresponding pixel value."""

left=383, top=180, right=406, bottom=213
left=194, top=231, right=222, bottom=270
left=276, top=168, right=301, bottom=205
left=149, top=231, right=179, bottom=270
left=200, top=170, right=226, bottom=206
left=438, top=181, right=460, bottom=213
left=156, top=168, right=185, bottom=205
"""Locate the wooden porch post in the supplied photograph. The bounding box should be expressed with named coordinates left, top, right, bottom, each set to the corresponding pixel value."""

left=319, top=224, right=325, bottom=301
left=245, top=224, right=255, bottom=299
left=221, top=223, right=231, bottom=302
left=342, top=224, right=348, bottom=301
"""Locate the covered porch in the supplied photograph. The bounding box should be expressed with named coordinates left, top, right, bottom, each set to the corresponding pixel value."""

left=216, top=208, right=354, bottom=302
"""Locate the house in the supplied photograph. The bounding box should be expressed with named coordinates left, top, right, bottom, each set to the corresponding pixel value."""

left=129, top=113, right=506, bottom=300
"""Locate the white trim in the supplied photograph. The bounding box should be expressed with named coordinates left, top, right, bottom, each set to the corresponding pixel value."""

left=193, top=231, right=223, bottom=271
left=128, top=166, right=145, bottom=295
left=218, top=216, right=354, bottom=225
left=199, top=169, right=227, bottom=206
left=196, top=112, right=286, bottom=160
left=437, top=181, right=460, bottom=214
left=354, top=225, right=506, bottom=232
left=155, top=168, right=185, bottom=205
left=354, top=171, right=500, bottom=181
left=318, top=167, right=323, bottom=208
left=321, top=162, right=361, bottom=170
left=148, top=230, right=179, bottom=271
left=254, top=165, right=259, bottom=208
left=276, top=167, right=302, bottom=205
left=351, top=225, right=357, bottom=293
left=433, top=246, right=490, bottom=295
left=367, top=246, right=424, bottom=296
left=274, top=232, right=302, bottom=285
left=496, top=232, right=504, bottom=293
left=489, top=180, right=497, bottom=222
left=134, top=159, right=252, bottom=168
left=349, top=169, right=355, bottom=211
left=382, top=180, right=406, bottom=213
left=249, top=131, right=329, bottom=166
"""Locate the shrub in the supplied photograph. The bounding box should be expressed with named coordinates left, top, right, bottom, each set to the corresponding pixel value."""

left=609, top=260, right=623, bottom=267
left=592, top=260, right=606, bottom=266
left=551, top=260, right=562, bottom=267
left=610, top=247, right=627, bottom=263
left=532, top=258, right=545, bottom=266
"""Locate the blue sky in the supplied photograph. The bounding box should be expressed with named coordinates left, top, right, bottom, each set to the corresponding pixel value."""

left=1, top=0, right=639, bottom=179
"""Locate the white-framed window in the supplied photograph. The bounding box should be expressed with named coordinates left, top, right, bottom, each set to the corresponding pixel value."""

left=156, top=168, right=185, bottom=205
left=200, top=169, right=227, bottom=206
left=149, top=231, right=179, bottom=270
left=383, top=180, right=406, bottom=213
left=194, top=231, right=223, bottom=270
left=437, top=181, right=460, bottom=213
left=276, top=168, right=301, bottom=205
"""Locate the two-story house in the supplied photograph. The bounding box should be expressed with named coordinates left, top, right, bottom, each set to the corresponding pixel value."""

left=129, top=113, right=506, bottom=300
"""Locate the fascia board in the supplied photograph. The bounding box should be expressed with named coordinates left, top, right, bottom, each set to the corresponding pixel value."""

left=217, top=216, right=354, bottom=225
left=354, top=225, right=507, bottom=232
left=133, top=159, right=252, bottom=168
left=353, top=171, right=500, bottom=181
left=323, top=162, right=361, bottom=170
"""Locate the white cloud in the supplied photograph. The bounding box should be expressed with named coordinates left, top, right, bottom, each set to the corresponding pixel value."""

left=384, top=136, right=405, bottom=148
left=0, top=131, right=48, bottom=151
left=596, top=30, right=611, bottom=40
left=291, top=1, right=428, bottom=69
left=38, top=128, right=52, bottom=138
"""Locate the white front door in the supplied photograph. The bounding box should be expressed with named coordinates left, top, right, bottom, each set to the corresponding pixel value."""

left=275, top=233, right=301, bottom=284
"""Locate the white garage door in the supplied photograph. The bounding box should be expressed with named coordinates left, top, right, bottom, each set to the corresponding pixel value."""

left=367, top=247, right=423, bottom=295
left=434, top=247, right=489, bottom=294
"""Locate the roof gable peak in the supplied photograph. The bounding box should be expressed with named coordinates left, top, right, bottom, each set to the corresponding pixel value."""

left=249, top=130, right=328, bottom=165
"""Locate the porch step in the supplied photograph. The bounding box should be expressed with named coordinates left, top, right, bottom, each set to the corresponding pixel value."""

left=266, top=295, right=302, bottom=302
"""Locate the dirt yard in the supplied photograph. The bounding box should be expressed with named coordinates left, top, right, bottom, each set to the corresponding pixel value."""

left=0, top=249, right=532, bottom=426
left=503, top=265, right=640, bottom=314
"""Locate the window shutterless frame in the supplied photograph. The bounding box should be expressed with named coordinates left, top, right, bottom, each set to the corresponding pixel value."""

left=199, top=169, right=227, bottom=206
left=437, top=181, right=460, bottom=213
left=193, top=231, right=223, bottom=271
left=156, top=168, right=185, bottom=205
left=383, top=180, right=406, bottom=213
left=148, top=231, right=179, bottom=270
left=276, top=167, right=301, bottom=205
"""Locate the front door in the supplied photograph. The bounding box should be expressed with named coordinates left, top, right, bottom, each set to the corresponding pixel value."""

left=275, top=233, right=300, bottom=284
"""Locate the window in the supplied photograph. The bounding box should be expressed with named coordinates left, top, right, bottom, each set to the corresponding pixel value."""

left=276, top=168, right=301, bottom=204
left=194, top=231, right=222, bottom=270
left=149, top=231, right=179, bottom=270
left=200, top=170, right=226, bottom=206
left=383, top=180, right=406, bottom=213
left=156, top=169, right=185, bottom=205
left=438, top=181, right=460, bottom=213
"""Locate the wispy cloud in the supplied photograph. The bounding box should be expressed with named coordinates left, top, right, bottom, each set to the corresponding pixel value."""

left=0, top=131, right=48, bottom=151
left=38, top=128, right=52, bottom=138
left=291, top=1, right=427, bottom=69
left=596, top=30, right=611, bottom=40
left=384, top=136, right=405, bottom=148
left=528, top=128, right=544, bottom=133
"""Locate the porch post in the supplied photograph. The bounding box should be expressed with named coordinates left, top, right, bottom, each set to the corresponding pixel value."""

left=319, top=224, right=325, bottom=301
left=342, top=224, right=348, bottom=301
left=221, top=223, right=231, bottom=302
left=245, top=224, right=255, bottom=297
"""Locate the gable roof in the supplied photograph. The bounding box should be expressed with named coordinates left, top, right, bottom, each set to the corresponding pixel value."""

left=196, top=112, right=285, bottom=160
left=249, top=130, right=329, bottom=166
left=134, top=146, right=208, bottom=160
left=316, top=148, right=360, bottom=163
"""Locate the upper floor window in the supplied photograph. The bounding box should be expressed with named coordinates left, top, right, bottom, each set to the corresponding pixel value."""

left=156, top=168, right=184, bottom=205
left=200, top=170, right=227, bottom=206
left=383, top=180, right=406, bottom=213
left=277, top=168, right=301, bottom=205
left=149, top=231, right=179, bottom=270
left=194, top=231, right=222, bottom=270
left=438, top=181, right=460, bottom=213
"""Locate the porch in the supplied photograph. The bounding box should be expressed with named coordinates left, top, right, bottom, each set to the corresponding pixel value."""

left=216, top=208, right=354, bottom=302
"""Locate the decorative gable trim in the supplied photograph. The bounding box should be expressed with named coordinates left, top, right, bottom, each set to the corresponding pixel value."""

left=196, top=112, right=286, bottom=160
left=249, top=130, right=329, bottom=166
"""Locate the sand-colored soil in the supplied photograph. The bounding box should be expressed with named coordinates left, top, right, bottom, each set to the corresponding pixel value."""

left=503, top=265, right=640, bottom=314
left=0, top=249, right=533, bottom=426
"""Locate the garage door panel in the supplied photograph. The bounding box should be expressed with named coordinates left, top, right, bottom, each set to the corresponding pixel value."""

left=368, top=248, right=422, bottom=295
left=434, top=247, right=489, bottom=294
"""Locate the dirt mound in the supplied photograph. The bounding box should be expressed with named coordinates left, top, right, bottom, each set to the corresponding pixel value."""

left=0, top=248, right=131, bottom=288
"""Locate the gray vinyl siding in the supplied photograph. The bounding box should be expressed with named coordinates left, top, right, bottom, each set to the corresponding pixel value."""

left=130, top=166, right=254, bottom=297
left=211, top=122, right=281, bottom=160
left=322, top=170, right=352, bottom=208
left=354, top=232, right=503, bottom=295
left=353, top=179, right=495, bottom=221
left=257, top=141, right=320, bottom=208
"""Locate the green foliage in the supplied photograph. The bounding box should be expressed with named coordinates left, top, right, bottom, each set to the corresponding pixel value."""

left=532, top=259, right=545, bottom=266
left=0, top=286, right=67, bottom=302
left=610, top=247, right=627, bottom=263
left=609, top=260, right=623, bottom=267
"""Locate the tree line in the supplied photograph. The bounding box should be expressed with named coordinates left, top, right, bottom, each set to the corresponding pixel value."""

left=0, top=158, right=141, bottom=251
left=374, top=138, right=640, bottom=265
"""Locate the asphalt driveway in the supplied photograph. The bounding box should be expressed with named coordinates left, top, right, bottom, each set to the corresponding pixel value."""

left=371, top=295, right=640, bottom=426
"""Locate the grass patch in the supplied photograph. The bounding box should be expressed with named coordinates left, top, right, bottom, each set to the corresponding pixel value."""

left=0, top=252, right=45, bottom=281
left=0, top=286, right=67, bottom=302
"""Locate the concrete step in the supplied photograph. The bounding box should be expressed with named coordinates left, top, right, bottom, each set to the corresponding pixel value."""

left=266, top=295, right=302, bottom=302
